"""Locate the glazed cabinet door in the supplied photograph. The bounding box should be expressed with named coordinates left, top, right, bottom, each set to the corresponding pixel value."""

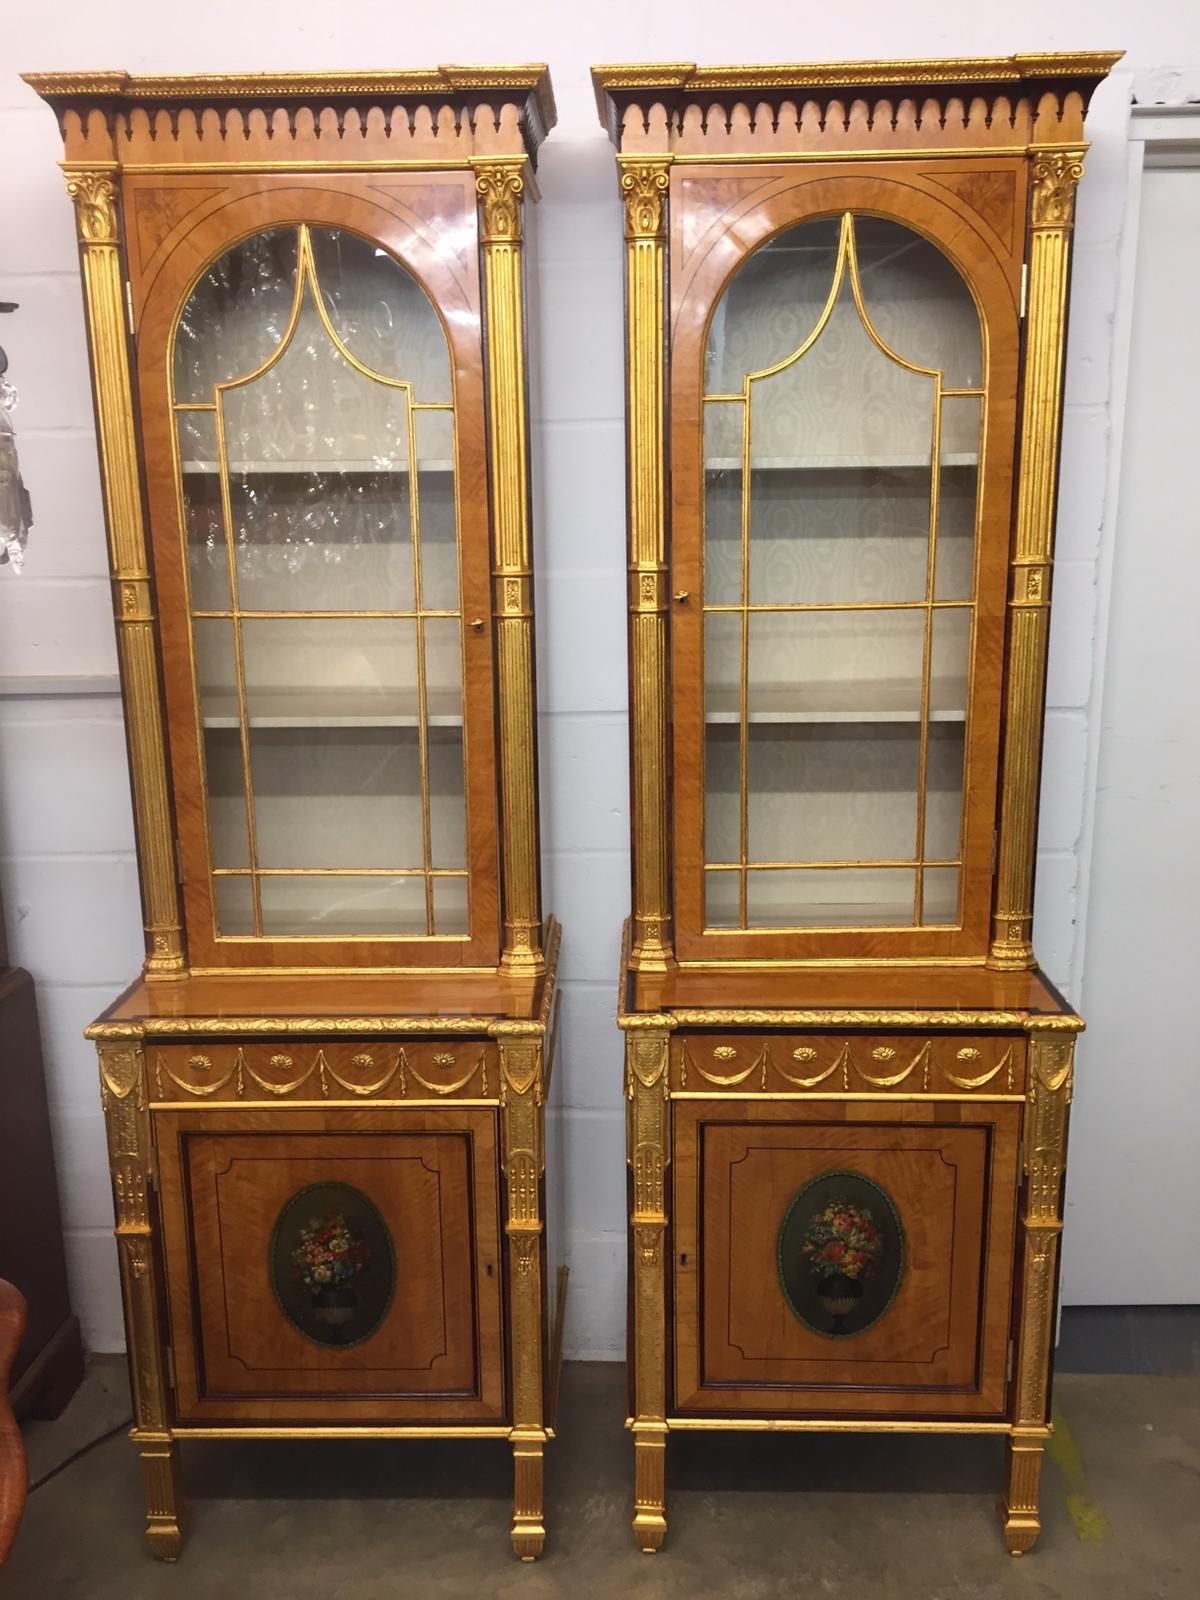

left=669, top=163, right=1025, bottom=962
left=155, top=1106, right=505, bottom=1424
left=673, top=1096, right=1020, bottom=1416
left=129, top=174, right=500, bottom=968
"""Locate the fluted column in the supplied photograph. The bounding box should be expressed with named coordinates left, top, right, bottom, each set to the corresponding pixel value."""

left=65, top=165, right=184, bottom=978
left=474, top=158, right=544, bottom=976
left=620, top=158, right=673, bottom=973
left=990, top=149, right=1085, bottom=969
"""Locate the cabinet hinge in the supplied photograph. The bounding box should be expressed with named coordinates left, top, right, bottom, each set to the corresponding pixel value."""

left=1006, top=1338, right=1015, bottom=1382
left=174, top=838, right=184, bottom=885
left=1019, top=263, right=1028, bottom=319
left=991, top=829, right=998, bottom=877
left=164, top=1344, right=176, bottom=1392
left=125, top=280, right=136, bottom=338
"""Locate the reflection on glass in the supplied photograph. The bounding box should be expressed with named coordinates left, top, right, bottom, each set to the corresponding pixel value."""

left=701, top=211, right=983, bottom=931
left=173, top=224, right=467, bottom=939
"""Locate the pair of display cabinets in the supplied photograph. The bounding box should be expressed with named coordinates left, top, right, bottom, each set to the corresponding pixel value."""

left=25, top=49, right=1118, bottom=1563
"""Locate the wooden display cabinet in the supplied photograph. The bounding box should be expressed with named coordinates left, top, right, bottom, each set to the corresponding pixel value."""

left=27, top=67, right=564, bottom=1561
left=596, top=52, right=1120, bottom=1555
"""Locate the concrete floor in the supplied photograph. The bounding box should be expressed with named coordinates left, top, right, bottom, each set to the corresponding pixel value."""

left=3, top=1360, right=1198, bottom=1598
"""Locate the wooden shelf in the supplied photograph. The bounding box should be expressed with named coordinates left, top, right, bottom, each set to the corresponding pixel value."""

left=200, top=687, right=463, bottom=729
left=704, top=682, right=967, bottom=724
left=704, top=453, right=977, bottom=472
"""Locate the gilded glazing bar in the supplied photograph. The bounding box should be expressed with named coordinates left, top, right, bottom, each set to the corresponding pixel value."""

left=620, top=158, right=673, bottom=974
left=1001, top=1024, right=1076, bottom=1555
left=474, top=159, right=544, bottom=977
left=66, top=166, right=184, bottom=979
left=97, top=1041, right=182, bottom=1558
left=499, top=1031, right=547, bottom=1559
left=625, top=1026, right=670, bottom=1550
left=990, top=150, right=1085, bottom=970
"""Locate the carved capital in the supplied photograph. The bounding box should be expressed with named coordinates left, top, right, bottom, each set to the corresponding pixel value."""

left=1030, top=149, right=1085, bottom=230
left=65, top=168, right=119, bottom=244
left=475, top=163, right=524, bottom=244
left=619, top=160, right=671, bottom=240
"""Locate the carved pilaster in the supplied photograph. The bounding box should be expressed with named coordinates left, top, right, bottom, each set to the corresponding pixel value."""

left=619, top=158, right=673, bottom=974
left=473, top=158, right=543, bottom=977
left=990, top=148, right=1085, bottom=969
left=498, top=1031, right=546, bottom=1557
left=1002, top=1025, right=1077, bottom=1554
left=65, top=164, right=184, bottom=978
left=625, top=1025, right=670, bottom=1550
left=97, top=1040, right=181, bottom=1557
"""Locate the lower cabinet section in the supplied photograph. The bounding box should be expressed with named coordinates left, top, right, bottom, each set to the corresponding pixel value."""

left=673, top=1098, right=1021, bottom=1416
left=155, top=1107, right=506, bottom=1424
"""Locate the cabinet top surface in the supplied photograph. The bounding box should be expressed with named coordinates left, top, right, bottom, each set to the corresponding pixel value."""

left=89, top=921, right=559, bottom=1040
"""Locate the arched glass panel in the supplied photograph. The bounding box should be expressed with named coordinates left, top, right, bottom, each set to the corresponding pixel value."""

left=173, top=225, right=466, bottom=940
left=702, top=213, right=983, bottom=932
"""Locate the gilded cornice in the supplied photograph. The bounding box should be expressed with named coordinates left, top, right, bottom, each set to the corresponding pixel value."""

left=24, top=64, right=556, bottom=156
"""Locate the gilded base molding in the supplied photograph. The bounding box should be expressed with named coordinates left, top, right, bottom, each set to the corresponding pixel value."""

left=511, top=1433, right=546, bottom=1560
left=1000, top=1430, right=1049, bottom=1555
left=139, top=1438, right=183, bottom=1561
left=632, top=1425, right=668, bottom=1553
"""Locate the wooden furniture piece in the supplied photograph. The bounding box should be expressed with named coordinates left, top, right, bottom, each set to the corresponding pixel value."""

left=0, top=1280, right=29, bottom=1565
left=0, top=903, right=84, bottom=1422
left=597, top=52, right=1120, bottom=1555
left=27, top=67, right=564, bottom=1562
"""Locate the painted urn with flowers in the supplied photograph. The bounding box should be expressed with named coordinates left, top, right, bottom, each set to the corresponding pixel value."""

left=292, top=1212, right=368, bottom=1341
left=802, top=1198, right=884, bottom=1334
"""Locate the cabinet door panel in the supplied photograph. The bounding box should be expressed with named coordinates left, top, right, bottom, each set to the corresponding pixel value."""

left=156, top=1107, right=504, bottom=1423
left=670, top=163, right=1022, bottom=962
left=673, top=1097, right=1019, bottom=1416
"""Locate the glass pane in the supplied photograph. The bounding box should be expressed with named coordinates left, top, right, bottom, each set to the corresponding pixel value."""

left=432, top=875, right=468, bottom=936
left=309, top=228, right=451, bottom=400
left=174, top=229, right=299, bottom=403
left=258, top=874, right=426, bottom=938
left=747, top=611, right=926, bottom=721
left=704, top=723, right=739, bottom=864
left=175, top=225, right=467, bottom=943
left=214, top=875, right=255, bottom=936
left=921, top=866, right=961, bottom=926
left=936, top=396, right=982, bottom=601
left=705, top=868, right=740, bottom=929
left=747, top=867, right=916, bottom=928
left=178, top=413, right=229, bottom=611
left=853, top=217, right=982, bottom=389
left=245, top=728, right=423, bottom=872
left=929, top=608, right=972, bottom=722
left=924, top=724, right=967, bottom=862
left=703, top=402, right=743, bottom=606
left=748, top=725, right=919, bottom=864
left=704, top=604, right=742, bottom=723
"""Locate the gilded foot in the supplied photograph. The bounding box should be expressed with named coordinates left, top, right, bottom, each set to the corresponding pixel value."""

left=146, top=1521, right=182, bottom=1562
left=634, top=1511, right=667, bottom=1553
left=511, top=1520, right=546, bottom=1561
left=1000, top=1501, right=1041, bottom=1556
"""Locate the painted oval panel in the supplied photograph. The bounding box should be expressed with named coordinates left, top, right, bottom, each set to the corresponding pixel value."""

left=269, top=1181, right=395, bottom=1349
left=777, top=1169, right=905, bottom=1338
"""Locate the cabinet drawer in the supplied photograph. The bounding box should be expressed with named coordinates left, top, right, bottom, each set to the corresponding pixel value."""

left=150, top=1039, right=496, bottom=1104
left=673, top=1097, right=1020, bottom=1418
left=155, top=1106, right=505, bottom=1424
left=672, top=1033, right=1025, bottom=1095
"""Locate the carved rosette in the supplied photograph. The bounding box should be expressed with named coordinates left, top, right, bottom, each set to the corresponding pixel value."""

left=1030, top=150, right=1085, bottom=230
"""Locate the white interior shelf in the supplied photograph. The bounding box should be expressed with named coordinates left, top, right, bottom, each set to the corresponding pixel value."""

left=704, top=681, right=967, bottom=724
left=200, top=687, right=463, bottom=729
left=703, top=453, right=977, bottom=472
left=182, top=459, right=454, bottom=476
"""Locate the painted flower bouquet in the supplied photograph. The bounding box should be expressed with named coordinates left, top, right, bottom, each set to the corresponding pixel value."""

left=293, top=1212, right=367, bottom=1338
left=802, top=1199, right=884, bottom=1332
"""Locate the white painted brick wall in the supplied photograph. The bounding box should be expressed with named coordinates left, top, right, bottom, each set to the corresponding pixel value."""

left=0, top=4, right=1188, bottom=1356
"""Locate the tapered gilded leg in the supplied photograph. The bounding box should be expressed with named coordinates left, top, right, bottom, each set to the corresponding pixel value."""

left=1000, top=1025, right=1077, bottom=1554
left=626, top=1028, right=671, bottom=1551
left=499, top=1034, right=548, bottom=1558
left=140, top=1437, right=182, bottom=1560
left=633, top=1423, right=668, bottom=1552
left=511, top=1432, right=545, bottom=1560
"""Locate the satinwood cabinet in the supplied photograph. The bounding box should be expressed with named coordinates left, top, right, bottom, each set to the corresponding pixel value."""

left=596, top=51, right=1119, bottom=1554
left=27, top=66, right=563, bottom=1561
